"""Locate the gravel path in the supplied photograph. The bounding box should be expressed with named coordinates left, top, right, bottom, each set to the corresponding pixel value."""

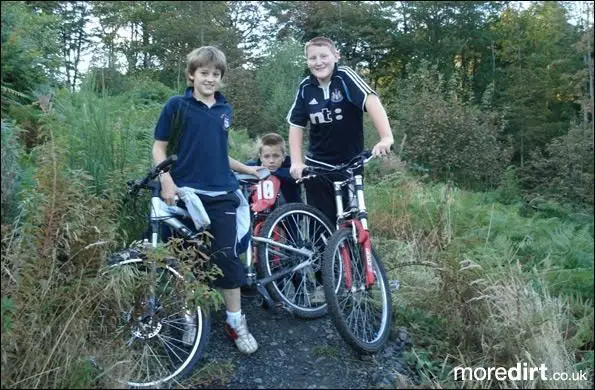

left=189, top=293, right=414, bottom=389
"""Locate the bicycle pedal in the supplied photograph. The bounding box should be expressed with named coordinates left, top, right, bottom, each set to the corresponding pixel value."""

left=280, top=302, right=294, bottom=314
left=267, top=302, right=290, bottom=316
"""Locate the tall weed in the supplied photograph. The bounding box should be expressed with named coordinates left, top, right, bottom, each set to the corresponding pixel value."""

left=1, top=126, right=223, bottom=388
left=51, top=78, right=157, bottom=196
left=1, top=120, right=25, bottom=223
left=1, top=130, right=121, bottom=388
left=369, top=172, right=593, bottom=388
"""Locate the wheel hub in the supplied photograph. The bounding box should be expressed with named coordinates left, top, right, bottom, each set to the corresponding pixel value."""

left=124, top=297, right=164, bottom=340
left=132, top=319, right=163, bottom=339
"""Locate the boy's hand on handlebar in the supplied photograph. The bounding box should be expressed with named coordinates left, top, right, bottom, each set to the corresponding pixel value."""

left=245, top=166, right=262, bottom=178
left=372, top=137, right=394, bottom=158
left=290, top=162, right=306, bottom=180
left=160, top=174, right=178, bottom=205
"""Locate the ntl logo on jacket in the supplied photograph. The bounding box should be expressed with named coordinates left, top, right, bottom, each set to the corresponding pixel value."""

left=309, top=107, right=344, bottom=124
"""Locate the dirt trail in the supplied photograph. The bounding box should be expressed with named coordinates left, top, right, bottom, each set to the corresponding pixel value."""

left=191, top=294, right=415, bottom=389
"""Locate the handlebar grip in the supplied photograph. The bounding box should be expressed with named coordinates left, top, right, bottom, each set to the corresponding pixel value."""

left=147, top=154, right=178, bottom=180
left=127, top=155, right=178, bottom=197
left=154, top=154, right=178, bottom=174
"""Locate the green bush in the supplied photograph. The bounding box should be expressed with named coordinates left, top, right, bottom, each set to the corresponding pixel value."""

left=253, top=38, right=306, bottom=138
left=519, top=123, right=594, bottom=208
left=123, top=75, right=176, bottom=105
left=228, top=127, right=256, bottom=162
left=388, top=61, right=512, bottom=190
left=495, top=165, right=523, bottom=205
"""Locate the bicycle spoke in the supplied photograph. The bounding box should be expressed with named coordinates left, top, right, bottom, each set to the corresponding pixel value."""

left=145, top=342, right=171, bottom=381
left=258, top=204, right=333, bottom=318
left=161, top=317, right=189, bottom=333
left=156, top=333, right=186, bottom=362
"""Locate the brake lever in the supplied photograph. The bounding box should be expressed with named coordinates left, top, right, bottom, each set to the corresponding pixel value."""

left=296, top=173, right=317, bottom=184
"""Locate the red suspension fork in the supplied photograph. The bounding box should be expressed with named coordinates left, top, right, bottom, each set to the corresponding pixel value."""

left=271, top=226, right=282, bottom=266
left=340, top=220, right=375, bottom=289
left=339, top=239, right=353, bottom=290
left=350, top=220, right=375, bottom=288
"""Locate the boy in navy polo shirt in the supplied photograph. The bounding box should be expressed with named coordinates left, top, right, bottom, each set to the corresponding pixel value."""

left=153, top=46, right=259, bottom=354
left=245, top=132, right=301, bottom=205
left=286, top=36, right=394, bottom=225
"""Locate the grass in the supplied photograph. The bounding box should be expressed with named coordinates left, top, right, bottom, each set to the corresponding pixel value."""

left=367, top=170, right=593, bottom=389
left=187, top=360, right=235, bottom=387
left=0, top=90, right=223, bottom=389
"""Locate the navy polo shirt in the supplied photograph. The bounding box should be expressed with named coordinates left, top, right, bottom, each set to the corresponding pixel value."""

left=286, top=64, right=377, bottom=164
left=154, top=88, right=238, bottom=192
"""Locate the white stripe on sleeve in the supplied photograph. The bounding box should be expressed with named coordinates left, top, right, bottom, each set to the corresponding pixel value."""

left=339, top=66, right=374, bottom=94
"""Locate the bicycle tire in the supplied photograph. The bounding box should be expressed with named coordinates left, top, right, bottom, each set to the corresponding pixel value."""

left=322, top=228, right=392, bottom=354
left=98, top=252, right=210, bottom=388
left=256, top=203, right=334, bottom=319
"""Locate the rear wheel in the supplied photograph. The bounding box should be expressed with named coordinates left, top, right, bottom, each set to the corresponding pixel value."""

left=256, top=203, right=334, bottom=319
left=322, top=228, right=392, bottom=354
left=97, top=251, right=210, bottom=388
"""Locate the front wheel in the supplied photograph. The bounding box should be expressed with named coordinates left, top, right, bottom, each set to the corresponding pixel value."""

left=322, top=228, right=392, bottom=354
left=96, top=251, right=210, bottom=388
left=256, top=203, right=334, bottom=319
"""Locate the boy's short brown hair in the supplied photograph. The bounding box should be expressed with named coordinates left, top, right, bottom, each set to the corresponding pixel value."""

left=304, top=36, right=338, bottom=56
left=185, top=46, right=227, bottom=86
left=258, top=133, right=286, bottom=155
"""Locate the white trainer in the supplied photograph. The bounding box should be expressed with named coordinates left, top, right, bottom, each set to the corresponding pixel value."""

left=224, top=314, right=258, bottom=354
left=181, top=311, right=196, bottom=346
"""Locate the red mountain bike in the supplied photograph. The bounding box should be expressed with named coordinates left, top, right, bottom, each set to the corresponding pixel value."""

left=300, top=150, right=393, bottom=354
left=236, top=169, right=334, bottom=318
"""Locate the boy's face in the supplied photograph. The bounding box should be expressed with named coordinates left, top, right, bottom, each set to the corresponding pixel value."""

left=306, top=44, right=339, bottom=84
left=259, top=145, right=284, bottom=172
left=190, top=65, right=221, bottom=100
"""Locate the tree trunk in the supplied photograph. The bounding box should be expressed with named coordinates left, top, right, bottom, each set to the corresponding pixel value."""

left=491, top=40, right=496, bottom=88
left=142, top=19, right=150, bottom=69
left=200, top=2, right=205, bottom=46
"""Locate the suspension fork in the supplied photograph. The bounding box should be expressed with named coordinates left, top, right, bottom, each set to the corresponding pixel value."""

left=354, top=174, right=375, bottom=288
left=334, top=182, right=353, bottom=290
left=336, top=175, right=375, bottom=290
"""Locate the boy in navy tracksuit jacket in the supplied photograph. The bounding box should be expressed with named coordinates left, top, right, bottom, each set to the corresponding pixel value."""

left=245, top=133, right=301, bottom=206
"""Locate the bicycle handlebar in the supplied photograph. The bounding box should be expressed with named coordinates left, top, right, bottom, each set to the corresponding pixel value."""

left=127, top=154, right=178, bottom=196
left=300, top=150, right=373, bottom=180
